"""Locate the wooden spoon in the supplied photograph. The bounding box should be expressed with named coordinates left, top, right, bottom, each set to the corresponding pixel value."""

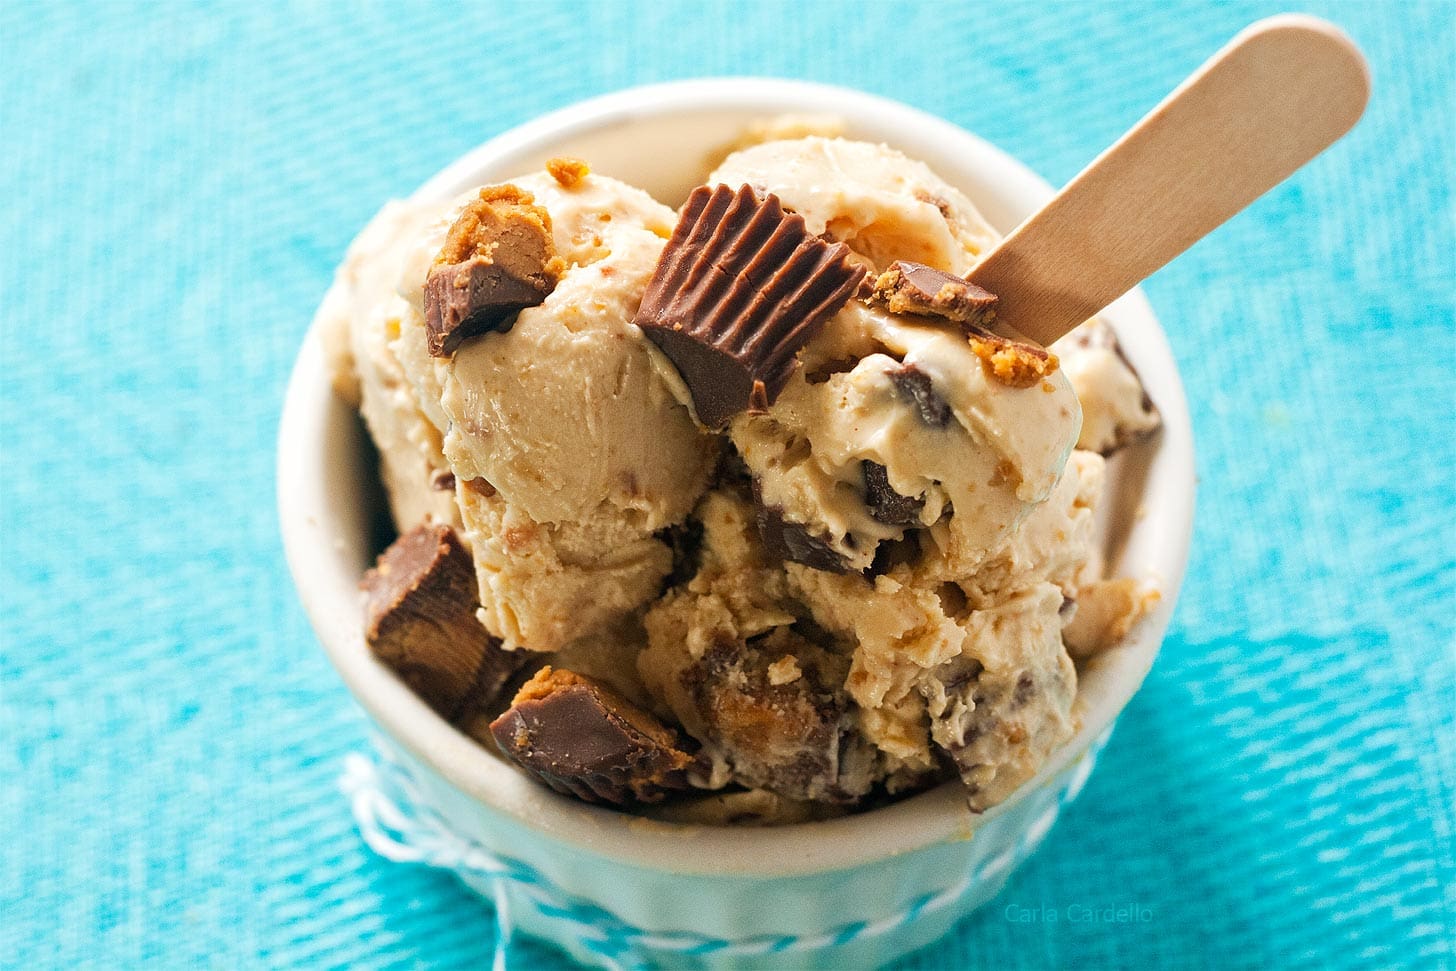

left=966, top=14, right=1370, bottom=347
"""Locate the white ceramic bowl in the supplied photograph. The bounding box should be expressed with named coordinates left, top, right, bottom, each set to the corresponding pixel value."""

left=279, top=78, right=1195, bottom=970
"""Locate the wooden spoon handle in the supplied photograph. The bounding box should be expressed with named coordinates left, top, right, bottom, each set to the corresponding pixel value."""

left=967, top=14, right=1369, bottom=347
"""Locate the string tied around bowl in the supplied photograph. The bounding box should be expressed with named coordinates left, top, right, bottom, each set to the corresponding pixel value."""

left=337, top=729, right=1111, bottom=969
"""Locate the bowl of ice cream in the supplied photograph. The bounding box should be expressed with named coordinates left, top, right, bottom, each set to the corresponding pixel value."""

left=279, top=78, right=1194, bottom=969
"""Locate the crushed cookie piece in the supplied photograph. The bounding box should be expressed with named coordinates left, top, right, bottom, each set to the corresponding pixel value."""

left=968, top=330, right=1059, bottom=389
left=423, top=185, right=564, bottom=357
left=546, top=156, right=590, bottom=189
left=766, top=655, right=803, bottom=686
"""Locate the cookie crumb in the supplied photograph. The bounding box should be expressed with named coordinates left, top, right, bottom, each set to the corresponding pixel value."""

left=546, top=156, right=590, bottom=188
left=969, top=332, right=1059, bottom=389
left=767, top=656, right=803, bottom=685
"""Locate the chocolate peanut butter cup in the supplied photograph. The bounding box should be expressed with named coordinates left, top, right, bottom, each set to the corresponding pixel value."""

left=362, top=524, right=527, bottom=720
left=424, top=185, right=563, bottom=357
left=634, top=184, right=866, bottom=429
left=871, top=261, right=998, bottom=328
left=489, top=667, right=696, bottom=805
left=871, top=262, right=1058, bottom=388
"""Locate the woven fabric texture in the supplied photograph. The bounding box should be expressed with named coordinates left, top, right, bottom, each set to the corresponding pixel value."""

left=3, top=1, right=1453, bottom=968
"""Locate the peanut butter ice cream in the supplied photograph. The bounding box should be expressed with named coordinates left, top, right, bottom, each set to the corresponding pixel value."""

left=328, top=136, right=1161, bottom=820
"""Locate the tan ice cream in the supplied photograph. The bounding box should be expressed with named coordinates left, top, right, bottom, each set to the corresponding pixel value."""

left=319, top=201, right=459, bottom=533
left=709, top=136, right=999, bottom=273
left=362, top=170, right=717, bottom=653
left=1053, top=317, right=1163, bottom=455
left=336, top=136, right=1161, bottom=819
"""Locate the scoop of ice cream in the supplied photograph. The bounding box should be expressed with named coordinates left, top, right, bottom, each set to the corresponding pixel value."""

left=333, top=134, right=1161, bottom=820
left=785, top=449, right=1101, bottom=785
left=386, top=168, right=718, bottom=652
left=697, top=137, right=1083, bottom=576
left=921, top=582, right=1076, bottom=812
left=709, top=136, right=999, bottom=273
left=642, top=450, right=1103, bottom=804
left=733, top=301, right=1081, bottom=575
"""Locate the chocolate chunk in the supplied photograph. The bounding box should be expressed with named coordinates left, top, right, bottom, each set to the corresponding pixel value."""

left=750, top=479, right=851, bottom=574
left=1012, top=672, right=1036, bottom=709
left=865, top=532, right=922, bottom=579
left=424, top=185, right=563, bottom=357
left=462, top=476, right=497, bottom=498
left=861, top=461, right=924, bottom=526
left=925, top=654, right=1070, bottom=813
left=489, top=667, right=695, bottom=805
left=680, top=630, right=874, bottom=804
left=657, top=517, right=704, bottom=591
left=755, top=503, right=851, bottom=574
left=913, top=188, right=954, bottom=220
left=362, top=524, right=527, bottom=720
left=887, top=363, right=951, bottom=428
left=429, top=470, right=456, bottom=492
left=871, top=261, right=998, bottom=329
left=634, top=184, right=867, bottom=429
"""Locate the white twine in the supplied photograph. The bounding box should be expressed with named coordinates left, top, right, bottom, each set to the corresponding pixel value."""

left=339, top=729, right=1112, bottom=967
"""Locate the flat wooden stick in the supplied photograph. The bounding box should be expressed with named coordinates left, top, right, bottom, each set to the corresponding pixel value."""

left=967, top=15, right=1369, bottom=347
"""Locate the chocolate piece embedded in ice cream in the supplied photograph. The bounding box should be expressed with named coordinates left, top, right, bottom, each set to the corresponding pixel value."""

left=861, top=460, right=925, bottom=526
left=489, top=667, right=695, bottom=805
left=634, top=184, right=866, bottom=429
left=887, top=363, right=952, bottom=428
left=423, top=184, right=564, bottom=357
left=871, top=260, right=998, bottom=328
left=362, top=524, right=527, bottom=720
left=677, top=629, right=877, bottom=804
left=750, top=478, right=852, bottom=574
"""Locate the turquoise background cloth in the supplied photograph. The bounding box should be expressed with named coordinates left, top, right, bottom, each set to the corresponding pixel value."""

left=3, top=1, right=1453, bottom=967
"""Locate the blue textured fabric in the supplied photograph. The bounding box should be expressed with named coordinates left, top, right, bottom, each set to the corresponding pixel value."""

left=3, top=1, right=1453, bottom=968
